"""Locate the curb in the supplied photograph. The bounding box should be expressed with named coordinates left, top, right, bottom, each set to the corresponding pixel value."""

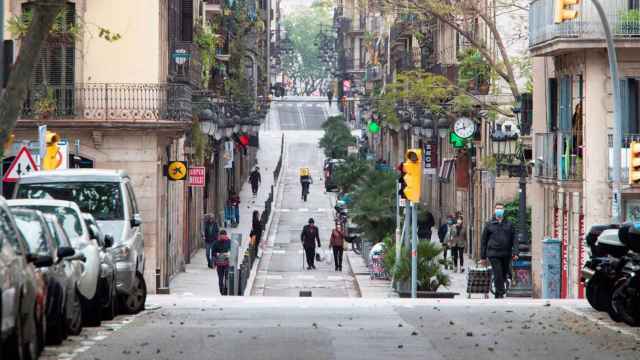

left=344, top=250, right=363, bottom=297
left=243, top=134, right=286, bottom=296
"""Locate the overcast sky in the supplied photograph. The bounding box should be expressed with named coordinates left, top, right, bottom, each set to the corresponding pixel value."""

left=281, top=0, right=316, bottom=15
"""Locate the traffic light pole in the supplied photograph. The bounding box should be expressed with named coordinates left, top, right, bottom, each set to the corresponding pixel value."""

left=411, top=201, right=418, bottom=299
left=591, top=0, right=622, bottom=222
left=395, top=182, right=401, bottom=267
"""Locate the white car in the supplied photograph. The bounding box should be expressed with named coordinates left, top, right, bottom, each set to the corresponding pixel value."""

left=6, top=199, right=104, bottom=326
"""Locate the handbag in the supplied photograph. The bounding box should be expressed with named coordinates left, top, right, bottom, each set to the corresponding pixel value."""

left=315, top=248, right=323, bottom=262
left=214, top=252, right=230, bottom=267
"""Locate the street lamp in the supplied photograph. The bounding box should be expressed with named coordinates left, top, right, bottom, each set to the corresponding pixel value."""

left=437, top=117, right=449, bottom=138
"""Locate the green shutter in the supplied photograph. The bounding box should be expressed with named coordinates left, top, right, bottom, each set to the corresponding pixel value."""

left=559, top=76, right=572, bottom=131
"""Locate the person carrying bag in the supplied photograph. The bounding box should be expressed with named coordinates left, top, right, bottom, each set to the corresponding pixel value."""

left=213, top=230, right=231, bottom=295
left=329, top=223, right=345, bottom=271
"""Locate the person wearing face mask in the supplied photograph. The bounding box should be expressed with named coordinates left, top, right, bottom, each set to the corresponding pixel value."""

left=480, top=203, right=519, bottom=298
left=448, top=215, right=466, bottom=273
left=440, top=214, right=456, bottom=269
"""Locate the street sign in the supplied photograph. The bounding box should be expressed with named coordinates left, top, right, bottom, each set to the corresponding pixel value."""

left=56, top=139, right=69, bottom=170
left=188, top=166, right=205, bottom=187
left=423, top=142, right=437, bottom=174
left=167, top=161, right=187, bottom=181
left=3, top=147, right=39, bottom=182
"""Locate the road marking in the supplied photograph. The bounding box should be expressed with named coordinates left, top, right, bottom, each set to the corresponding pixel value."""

left=327, top=276, right=344, bottom=281
left=266, top=275, right=284, bottom=280
left=297, top=275, right=315, bottom=280
left=271, top=250, right=286, bottom=254
left=278, top=208, right=291, bottom=212
left=299, top=208, right=309, bottom=212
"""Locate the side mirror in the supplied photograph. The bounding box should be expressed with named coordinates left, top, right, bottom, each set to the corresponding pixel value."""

left=104, top=234, right=114, bottom=248
left=130, top=214, right=142, bottom=228
left=57, top=247, right=76, bottom=261
left=66, top=253, right=87, bottom=263
left=30, top=254, right=54, bottom=268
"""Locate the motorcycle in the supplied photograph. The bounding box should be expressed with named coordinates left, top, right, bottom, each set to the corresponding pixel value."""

left=582, top=224, right=626, bottom=312
left=609, top=223, right=640, bottom=326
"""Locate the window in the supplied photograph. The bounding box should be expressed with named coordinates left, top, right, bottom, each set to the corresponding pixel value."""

left=622, top=78, right=639, bottom=135
left=12, top=211, right=50, bottom=255
left=0, top=207, right=22, bottom=253
left=181, top=0, right=194, bottom=41
left=125, top=182, right=139, bottom=214
left=16, top=205, right=84, bottom=247
left=547, top=78, right=557, bottom=131
left=17, top=182, right=124, bottom=221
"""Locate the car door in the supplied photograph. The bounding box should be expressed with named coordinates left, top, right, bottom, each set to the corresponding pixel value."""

left=0, top=229, right=17, bottom=337
left=124, top=181, right=144, bottom=272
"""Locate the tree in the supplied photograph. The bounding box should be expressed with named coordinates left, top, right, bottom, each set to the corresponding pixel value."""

left=281, top=0, right=333, bottom=94
left=0, top=0, right=66, bottom=157
left=349, top=169, right=397, bottom=243
left=382, top=0, right=529, bottom=105
left=319, top=115, right=356, bottom=159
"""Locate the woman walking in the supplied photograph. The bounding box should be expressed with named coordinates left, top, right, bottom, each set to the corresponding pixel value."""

left=251, top=210, right=263, bottom=254
left=447, top=214, right=466, bottom=273
left=213, top=230, right=231, bottom=295
left=330, top=223, right=345, bottom=271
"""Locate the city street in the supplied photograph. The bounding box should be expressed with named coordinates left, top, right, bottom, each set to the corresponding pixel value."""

left=36, top=97, right=640, bottom=360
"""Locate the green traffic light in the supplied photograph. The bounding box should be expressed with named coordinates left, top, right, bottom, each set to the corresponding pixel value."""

left=368, top=121, right=380, bottom=134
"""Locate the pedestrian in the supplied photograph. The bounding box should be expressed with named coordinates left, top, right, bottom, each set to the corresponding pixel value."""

left=438, top=216, right=451, bottom=267
left=329, top=223, right=345, bottom=271
left=448, top=214, right=466, bottom=273
left=213, top=230, right=231, bottom=295
left=327, top=90, right=333, bottom=106
left=251, top=210, right=263, bottom=251
left=202, top=213, right=219, bottom=269
left=480, top=203, right=519, bottom=299
left=417, top=209, right=435, bottom=242
left=300, top=172, right=312, bottom=201
left=301, top=218, right=321, bottom=270
left=229, top=190, right=240, bottom=226
left=249, top=166, right=262, bottom=197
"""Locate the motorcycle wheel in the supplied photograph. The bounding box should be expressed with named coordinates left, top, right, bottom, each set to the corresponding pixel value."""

left=585, top=275, right=613, bottom=312
left=608, top=278, right=628, bottom=322
left=611, top=280, right=640, bottom=327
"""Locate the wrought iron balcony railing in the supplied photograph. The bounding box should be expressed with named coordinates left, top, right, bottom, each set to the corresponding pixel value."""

left=171, top=41, right=203, bottom=88
left=529, top=0, right=640, bottom=48
left=21, top=83, right=186, bottom=122
left=534, top=131, right=583, bottom=181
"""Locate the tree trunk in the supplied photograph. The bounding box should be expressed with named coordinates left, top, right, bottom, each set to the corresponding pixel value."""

left=0, top=0, right=65, bottom=157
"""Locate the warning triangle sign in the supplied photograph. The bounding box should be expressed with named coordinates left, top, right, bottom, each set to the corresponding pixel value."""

left=3, top=147, right=39, bottom=183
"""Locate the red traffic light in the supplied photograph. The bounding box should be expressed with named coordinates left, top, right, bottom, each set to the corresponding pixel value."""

left=239, top=135, right=249, bottom=146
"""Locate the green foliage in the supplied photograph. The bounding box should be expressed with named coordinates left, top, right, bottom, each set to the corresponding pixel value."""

left=349, top=169, right=397, bottom=243
left=8, top=9, right=120, bottom=42
left=457, top=48, right=491, bottom=89
left=617, top=9, right=640, bottom=34
left=319, top=116, right=355, bottom=159
left=34, top=87, right=56, bottom=117
left=190, top=120, right=206, bottom=165
left=333, top=157, right=372, bottom=193
left=452, top=94, right=474, bottom=115
left=375, top=70, right=456, bottom=126
left=383, top=238, right=450, bottom=292
left=195, top=22, right=218, bottom=88
left=504, top=199, right=531, bottom=239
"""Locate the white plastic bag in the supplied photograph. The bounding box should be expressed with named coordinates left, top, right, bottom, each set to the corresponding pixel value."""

left=324, top=248, right=334, bottom=266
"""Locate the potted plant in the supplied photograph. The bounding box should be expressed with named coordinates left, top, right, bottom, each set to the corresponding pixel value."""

left=457, top=49, right=491, bottom=95
left=34, top=88, right=57, bottom=119
left=383, top=237, right=456, bottom=298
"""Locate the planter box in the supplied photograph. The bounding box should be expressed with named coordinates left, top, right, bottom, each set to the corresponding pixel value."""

left=398, top=291, right=459, bottom=299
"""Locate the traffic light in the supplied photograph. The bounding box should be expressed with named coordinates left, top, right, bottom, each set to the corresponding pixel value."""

left=399, top=148, right=423, bottom=202
left=41, top=131, right=60, bottom=170
left=554, top=0, right=579, bottom=24
left=629, top=141, right=640, bottom=185
left=3, top=133, right=15, bottom=152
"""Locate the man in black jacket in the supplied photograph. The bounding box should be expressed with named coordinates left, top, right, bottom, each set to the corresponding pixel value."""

left=202, top=214, right=219, bottom=269
left=417, top=210, right=435, bottom=242
left=249, top=166, right=262, bottom=196
left=301, top=218, right=321, bottom=269
left=480, top=203, right=519, bottom=298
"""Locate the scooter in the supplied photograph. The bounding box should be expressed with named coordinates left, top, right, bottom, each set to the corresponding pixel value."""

left=582, top=224, right=627, bottom=312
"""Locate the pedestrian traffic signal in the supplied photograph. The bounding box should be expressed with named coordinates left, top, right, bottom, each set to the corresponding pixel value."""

left=554, top=0, right=579, bottom=24
left=399, top=148, right=422, bottom=202
left=41, top=131, right=60, bottom=170
left=629, top=141, right=640, bottom=185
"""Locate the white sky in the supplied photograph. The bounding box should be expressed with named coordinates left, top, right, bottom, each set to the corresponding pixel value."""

left=280, top=0, right=315, bottom=15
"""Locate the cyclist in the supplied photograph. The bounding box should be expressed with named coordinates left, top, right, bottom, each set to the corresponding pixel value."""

left=300, top=167, right=312, bottom=201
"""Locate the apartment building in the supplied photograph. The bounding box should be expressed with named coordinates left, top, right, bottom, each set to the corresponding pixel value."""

left=528, top=0, right=640, bottom=298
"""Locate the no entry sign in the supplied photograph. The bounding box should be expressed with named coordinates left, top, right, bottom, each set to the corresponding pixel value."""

left=189, top=166, right=205, bottom=187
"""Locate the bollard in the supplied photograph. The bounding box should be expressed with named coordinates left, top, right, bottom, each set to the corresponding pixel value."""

left=542, top=238, right=562, bottom=299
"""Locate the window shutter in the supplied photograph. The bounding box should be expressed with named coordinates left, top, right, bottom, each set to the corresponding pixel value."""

left=181, top=0, right=194, bottom=41
left=548, top=78, right=558, bottom=131
left=621, top=79, right=630, bottom=137
left=559, top=76, right=572, bottom=131
left=630, top=79, right=638, bottom=134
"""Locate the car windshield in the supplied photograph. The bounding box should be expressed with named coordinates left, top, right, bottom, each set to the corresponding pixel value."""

left=12, top=212, right=49, bottom=255
left=17, top=182, right=124, bottom=221
left=17, top=205, right=84, bottom=247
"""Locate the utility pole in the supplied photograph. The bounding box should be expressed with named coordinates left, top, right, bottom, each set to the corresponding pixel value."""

left=411, top=201, right=418, bottom=299
left=395, top=182, right=401, bottom=267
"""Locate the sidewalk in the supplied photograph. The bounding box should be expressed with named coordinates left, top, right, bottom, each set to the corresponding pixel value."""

left=170, top=130, right=283, bottom=296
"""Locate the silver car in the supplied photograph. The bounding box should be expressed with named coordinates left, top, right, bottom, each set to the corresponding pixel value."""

left=14, top=169, right=146, bottom=314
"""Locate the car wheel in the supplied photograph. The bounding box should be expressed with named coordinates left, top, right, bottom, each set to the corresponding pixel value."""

left=24, top=303, right=39, bottom=360
left=121, top=272, right=147, bottom=314
left=81, top=294, right=101, bottom=327
left=35, top=305, right=45, bottom=354
left=66, top=289, right=83, bottom=336
left=47, top=304, right=66, bottom=345
left=102, top=278, right=117, bottom=321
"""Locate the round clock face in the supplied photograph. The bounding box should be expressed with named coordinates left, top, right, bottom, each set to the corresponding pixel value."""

left=454, top=117, right=476, bottom=139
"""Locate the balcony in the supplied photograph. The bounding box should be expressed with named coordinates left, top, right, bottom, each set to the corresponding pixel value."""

left=171, top=41, right=203, bottom=88
left=529, top=0, right=640, bottom=56
left=348, top=15, right=366, bottom=34
left=534, top=131, right=583, bottom=181
left=19, top=83, right=187, bottom=123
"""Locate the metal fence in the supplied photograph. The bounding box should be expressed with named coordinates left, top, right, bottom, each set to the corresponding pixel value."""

left=530, top=0, right=640, bottom=47
left=233, top=134, right=285, bottom=296
left=534, top=131, right=583, bottom=181
left=21, top=83, right=183, bottom=121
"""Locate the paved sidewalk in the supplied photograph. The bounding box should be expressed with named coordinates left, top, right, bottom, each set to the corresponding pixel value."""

left=169, top=130, right=283, bottom=296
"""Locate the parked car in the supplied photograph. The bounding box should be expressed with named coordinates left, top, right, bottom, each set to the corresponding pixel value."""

left=324, top=158, right=345, bottom=191
left=0, top=197, right=47, bottom=360
left=14, top=169, right=147, bottom=314
left=42, top=213, right=84, bottom=336
left=7, top=199, right=104, bottom=327
left=81, top=213, right=117, bottom=320
left=10, top=208, right=78, bottom=346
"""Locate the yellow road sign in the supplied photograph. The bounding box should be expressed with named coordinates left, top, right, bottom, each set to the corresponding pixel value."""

left=167, top=161, right=187, bottom=181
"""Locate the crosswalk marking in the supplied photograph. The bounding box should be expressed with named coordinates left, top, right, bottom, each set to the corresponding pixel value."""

left=271, top=250, right=286, bottom=254
left=297, top=275, right=315, bottom=280
left=266, top=275, right=284, bottom=280
left=327, top=276, right=345, bottom=281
